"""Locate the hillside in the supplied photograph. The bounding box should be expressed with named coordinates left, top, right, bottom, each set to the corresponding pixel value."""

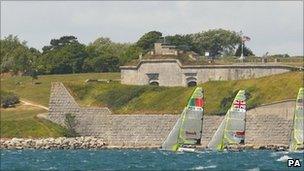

left=1, top=73, right=120, bottom=107
left=1, top=73, right=120, bottom=138
left=0, top=104, right=66, bottom=138
left=66, top=71, right=303, bottom=115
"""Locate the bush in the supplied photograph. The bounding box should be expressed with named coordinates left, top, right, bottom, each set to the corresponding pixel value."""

left=64, top=113, right=78, bottom=137
left=217, top=90, right=239, bottom=115
left=0, top=90, right=20, bottom=108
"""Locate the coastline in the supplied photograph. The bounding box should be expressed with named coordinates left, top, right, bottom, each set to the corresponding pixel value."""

left=0, top=137, right=106, bottom=150
left=0, top=137, right=291, bottom=151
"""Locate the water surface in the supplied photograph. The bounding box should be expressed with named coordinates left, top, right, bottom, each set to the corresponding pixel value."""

left=1, top=149, right=303, bottom=170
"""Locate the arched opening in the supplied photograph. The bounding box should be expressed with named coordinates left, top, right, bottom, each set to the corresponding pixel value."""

left=149, top=81, right=159, bottom=86
left=186, top=77, right=197, bottom=87
left=187, top=81, right=197, bottom=87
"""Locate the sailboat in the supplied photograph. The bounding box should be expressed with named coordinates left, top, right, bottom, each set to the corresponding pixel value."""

left=289, top=87, right=304, bottom=151
left=207, top=90, right=247, bottom=151
left=161, top=87, right=204, bottom=152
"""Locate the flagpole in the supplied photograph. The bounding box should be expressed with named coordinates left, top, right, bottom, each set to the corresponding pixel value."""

left=241, top=41, right=244, bottom=59
left=239, top=31, right=244, bottom=62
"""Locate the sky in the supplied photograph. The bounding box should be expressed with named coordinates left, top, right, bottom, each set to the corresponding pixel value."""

left=1, top=1, right=303, bottom=56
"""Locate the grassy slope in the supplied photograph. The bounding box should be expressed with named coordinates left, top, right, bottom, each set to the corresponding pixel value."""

left=1, top=73, right=119, bottom=138
left=1, top=73, right=120, bottom=107
left=0, top=105, right=67, bottom=138
left=67, top=71, right=303, bottom=115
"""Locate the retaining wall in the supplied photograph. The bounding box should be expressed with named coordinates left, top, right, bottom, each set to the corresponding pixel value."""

left=48, top=82, right=295, bottom=148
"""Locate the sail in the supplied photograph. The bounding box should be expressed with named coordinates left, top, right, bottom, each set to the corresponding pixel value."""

left=208, top=90, right=247, bottom=150
left=161, top=117, right=182, bottom=151
left=161, top=87, right=204, bottom=151
left=207, top=118, right=226, bottom=149
left=290, top=87, right=304, bottom=151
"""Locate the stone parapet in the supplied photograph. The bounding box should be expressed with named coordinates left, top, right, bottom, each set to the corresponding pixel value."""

left=120, top=59, right=301, bottom=87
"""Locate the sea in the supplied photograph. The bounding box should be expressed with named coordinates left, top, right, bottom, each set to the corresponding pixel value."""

left=1, top=149, right=303, bottom=170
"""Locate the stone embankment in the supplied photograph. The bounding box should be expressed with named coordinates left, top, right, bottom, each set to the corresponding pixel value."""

left=47, top=82, right=297, bottom=148
left=0, top=137, right=106, bottom=149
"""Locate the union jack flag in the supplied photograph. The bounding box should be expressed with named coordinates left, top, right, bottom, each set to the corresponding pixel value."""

left=234, top=100, right=246, bottom=109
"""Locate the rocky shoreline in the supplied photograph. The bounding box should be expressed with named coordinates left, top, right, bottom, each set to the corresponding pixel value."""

left=224, top=144, right=289, bottom=151
left=1, top=137, right=292, bottom=151
left=0, top=137, right=106, bottom=149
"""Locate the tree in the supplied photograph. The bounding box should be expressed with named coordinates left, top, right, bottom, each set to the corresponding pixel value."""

left=191, top=29, right=242, bottom=57
left=64, top=113, right=78, bottom=137
left=235, top=44, right=254, bottom=57
left=136, top=31, right=162, bottom=52
left=30, top=69, right=38, bottom=84
left=0, top=35, right=39, bottom=74
left=83, top=55, right=120, bottom=72
left=39, top=36, right=88, bottom=74
left=119, top=45, right=143, bottom=64
left=165, top=34, right=194, bottom=51
left=42, top=36, right=78, bottom=52
left=83, top=37, right=128, bottom=72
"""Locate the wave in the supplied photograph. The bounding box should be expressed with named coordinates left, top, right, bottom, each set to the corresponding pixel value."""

left=291, top=150, right=304, bottom=154
left=270, top=151, right=289, bottom=157
left=276, top=155, right=292, bottom=162
left=247, top=167, right=260, bottom=171
left=192, top=165, right=217, bottom=170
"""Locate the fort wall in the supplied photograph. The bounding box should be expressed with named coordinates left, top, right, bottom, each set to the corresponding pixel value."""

left=120, top=59, right=298, bottom=87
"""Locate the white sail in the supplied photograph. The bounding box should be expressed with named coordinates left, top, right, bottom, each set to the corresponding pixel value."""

left=161, top=87, right=204, bottom=151
left=290, top=87, right=304, bottom=151
left=207, top=118, right=226, bottom=149
left=161, top=117, right=182, bottom=151
left=208, top=90, right=247, bottom=150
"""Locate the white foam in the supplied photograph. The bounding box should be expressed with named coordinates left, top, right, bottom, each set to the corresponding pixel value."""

left=292, top=150, right=304, bottom=154
left=193, top=165, right=217, bottom=170
left=195, top=150, right=209, bottom=154
left=276, top=155, right=292, bottom=162
left=247, top=167, right=260, bottom=171
left=270, top=151, right=289, bottom=157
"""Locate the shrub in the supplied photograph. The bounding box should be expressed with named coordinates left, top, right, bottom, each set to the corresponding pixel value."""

left=217, top=90, right=239, bottom=115
left=0, top=90, right=20, bottom=108
left=64, top=113, right=78, bottom=137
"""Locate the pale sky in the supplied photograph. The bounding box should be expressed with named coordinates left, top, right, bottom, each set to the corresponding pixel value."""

left=1, top=1, right=303, bottom=56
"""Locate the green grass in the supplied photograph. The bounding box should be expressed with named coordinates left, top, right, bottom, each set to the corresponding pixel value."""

left=1, top=73, right=120, bottom=107
left=67, top=71, right=303, bottom=115
left=0, top=105, right=67, bottom=138
left=1, top=72, right=119, bottom=138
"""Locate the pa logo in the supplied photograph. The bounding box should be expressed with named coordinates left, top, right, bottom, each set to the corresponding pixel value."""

left=287, top=159, right=301, bottom=167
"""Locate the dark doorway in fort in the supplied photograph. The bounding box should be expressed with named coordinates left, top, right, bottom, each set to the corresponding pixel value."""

left=149, top=81, right=159, bottom=86
left=187, top=81, right=197, bottom=87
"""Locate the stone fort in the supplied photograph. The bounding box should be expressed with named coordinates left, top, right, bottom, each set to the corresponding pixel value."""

left=47, top=42, right=302, bottom=148
left=120, top=43, right=299, bottom=87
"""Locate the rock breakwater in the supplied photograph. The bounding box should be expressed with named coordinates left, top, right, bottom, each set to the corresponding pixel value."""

left=0, top=137, right=106, bottom=149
